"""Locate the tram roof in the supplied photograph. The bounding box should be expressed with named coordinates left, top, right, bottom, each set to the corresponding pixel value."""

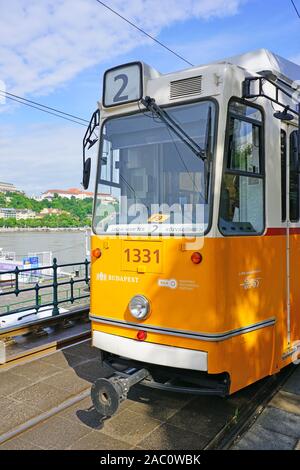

left=215, top=48, right=300, bottom=84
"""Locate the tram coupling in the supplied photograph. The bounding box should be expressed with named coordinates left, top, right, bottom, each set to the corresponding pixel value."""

left=91, top=367, right=150, bottom=417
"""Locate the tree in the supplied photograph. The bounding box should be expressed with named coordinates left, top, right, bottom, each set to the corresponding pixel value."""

left=0, top=192, right=93, bottom=228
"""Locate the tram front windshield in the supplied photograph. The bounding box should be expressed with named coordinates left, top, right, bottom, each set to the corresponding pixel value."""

left=94, top=101, right=216, bottom=236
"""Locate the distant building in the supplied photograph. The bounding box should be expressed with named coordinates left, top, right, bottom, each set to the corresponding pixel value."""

left=0, top=181, right=22, bottom=193
left=16, top=209, right=37, bottom=220
left=39, top=208, right=68, bottom=216
left=31, top=195, right=43, bottom=201
left=40, top=188, right=115, bottom=205
left=0, top=208, right=37, bottom=220
left=0, top=207, right=16, bottom=219
left=41, top=188, right=93, bottom=201
left=95, top=193, right=117, bottom=205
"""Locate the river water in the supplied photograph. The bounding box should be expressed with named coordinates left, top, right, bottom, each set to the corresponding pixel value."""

left=0, top=230, right=90, bottom=266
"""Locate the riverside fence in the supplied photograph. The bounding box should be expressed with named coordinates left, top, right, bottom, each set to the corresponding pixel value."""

left=0, top=258, right=90, bottom=321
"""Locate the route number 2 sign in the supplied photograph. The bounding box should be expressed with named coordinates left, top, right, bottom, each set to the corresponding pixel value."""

left=103, top=62, right=142, bottom=107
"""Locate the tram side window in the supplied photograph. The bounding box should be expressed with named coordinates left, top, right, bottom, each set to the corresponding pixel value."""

left=219, top=101, right=264, bottom=235
left=290, top=130, right=300, bottom=222
left=281, top=130, right=286, bottom=223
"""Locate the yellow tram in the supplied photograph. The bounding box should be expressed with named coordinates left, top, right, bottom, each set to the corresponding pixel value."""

left=82, top=49, right=300, bottom=416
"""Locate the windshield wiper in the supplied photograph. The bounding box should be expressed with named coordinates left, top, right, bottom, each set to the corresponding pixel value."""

left=141, top=96, right=206, bottom=162
left=119, top=174, right=137, bottom=204
left=204, top=105, right=212, bottom=202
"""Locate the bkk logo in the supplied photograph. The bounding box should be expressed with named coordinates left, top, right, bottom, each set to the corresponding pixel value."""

left=158, top=279, right=178, bottom=289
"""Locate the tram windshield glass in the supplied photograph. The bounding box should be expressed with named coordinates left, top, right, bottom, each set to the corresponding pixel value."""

left=94, top=101, right=216, bottom=236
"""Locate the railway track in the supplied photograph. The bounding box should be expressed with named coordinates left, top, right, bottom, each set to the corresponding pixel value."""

left=204, top=365, right=295, bottom=449
left=0, top=333, right=296, bottom=450
left=0, top=307, right=296, bottom=450
left=0, top=307, right=91, bottom=370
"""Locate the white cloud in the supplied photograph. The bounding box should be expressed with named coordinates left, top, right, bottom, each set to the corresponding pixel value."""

left=290, top=54, right=300, bottom=65
left=0, top=0, right=247, bottom=194
left=0, top=0, right=245, bottom=97
left=0, top=122, right=94, bottom=194
left=175, top=33, right=247, bottom=66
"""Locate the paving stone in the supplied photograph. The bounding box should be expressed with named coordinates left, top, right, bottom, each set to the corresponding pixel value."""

left=10, top=381, right=72, bottom=412
left=233, top=424, right=297, bottom=450
left=0, top=370, right=34, bottom=396
left=39, top=350, right=87, bottom=369
left=270, top=390, right=300, bottom=416
left=41, top=369, right=90, bottom=395
left=60, top=396, right=92, bottom=417
left=62, top=401, right=105, bottom=431
left=63, top=353, right=96, bottom=370
left=257, top=406, right=300, bottom=439
left=68, top=430, right=130, bottom=450
left=295, top=440, right=300, bottom=450
left=11, top=359, right=60, bottom=382
left=282, top=369, right=300, bottom=396
left=63, top=351, right=93, bottom=367
left=167, top=395, right=235, bottom=438
left=19, top=415, right=90, bottom=450
left=64, top=341, right=102, bottom=360
left=126, top=386, right=191, bottom=421
left=0, top=437, right=43, bottom=450
left=138, top=422, right=208, bottom=450
left=0, top=398, right=40, bottom=434
left=62, top=394, right=135, bottom=430
left=0, top=396, right=13, bottom=418
left=226, top=380, right=263, bottom=408
left=100, top=409, right=161, bottom=446
left=74, top=358, right=110, bottom=382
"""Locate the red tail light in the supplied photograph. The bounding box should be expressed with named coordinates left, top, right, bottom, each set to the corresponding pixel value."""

left=137, top=330, right=147, bottom=341
left=191, top=252, right=202, bottom=264
left=92, top=248, right=102, bottom=259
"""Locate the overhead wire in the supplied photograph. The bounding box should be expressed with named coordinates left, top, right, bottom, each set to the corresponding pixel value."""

left=291, top=0, right=300, bottom=19
left=0, top=89, right=89, bottom=123
left=1, top=1, right=195, bottom=127
left=94, top=0, right=194, bottom=67
left=0, top=93, right=87, bottom=127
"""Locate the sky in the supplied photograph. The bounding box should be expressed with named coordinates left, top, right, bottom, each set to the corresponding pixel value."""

left=0, top=0, right=300, bottom=195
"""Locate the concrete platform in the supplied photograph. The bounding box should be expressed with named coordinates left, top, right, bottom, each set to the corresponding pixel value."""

left=233, top=366, right=300, bottom=450
left=0, top=339, right=263, bottom=450
left=1, top=340, right=299, bottom=450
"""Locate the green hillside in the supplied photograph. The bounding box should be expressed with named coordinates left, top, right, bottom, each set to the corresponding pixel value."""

left=0, top=192, right=93, bottom=228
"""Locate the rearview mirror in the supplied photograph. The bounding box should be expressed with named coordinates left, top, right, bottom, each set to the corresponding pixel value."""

left=82, top=157, right=91, bottom=190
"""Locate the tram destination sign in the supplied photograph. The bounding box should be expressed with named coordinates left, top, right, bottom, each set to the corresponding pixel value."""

left=103, top=62, right=143, bottom=107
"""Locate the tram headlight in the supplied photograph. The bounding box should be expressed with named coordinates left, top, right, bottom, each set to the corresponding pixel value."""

left=129, top=295, right=150, bottom=320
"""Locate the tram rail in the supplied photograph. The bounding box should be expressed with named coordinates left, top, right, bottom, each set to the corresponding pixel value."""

left=0, top=335, right=296, bottom=450
left=0, top=257, right=91, bottom=368
left=0, top=306, right=91, bottom=369
left=204, top=365, right=295, bottom=449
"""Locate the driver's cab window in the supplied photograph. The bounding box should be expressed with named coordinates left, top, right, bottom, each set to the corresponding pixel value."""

left=219, top=100, right=264, bottom=235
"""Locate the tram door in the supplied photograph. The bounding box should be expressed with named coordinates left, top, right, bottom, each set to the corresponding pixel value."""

left=281, top=123, right=300, bottom=356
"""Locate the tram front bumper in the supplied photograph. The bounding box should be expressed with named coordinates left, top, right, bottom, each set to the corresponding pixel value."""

left=92, top=330, right=208, bottom=372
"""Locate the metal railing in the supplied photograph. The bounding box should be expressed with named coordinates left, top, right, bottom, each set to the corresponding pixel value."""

left=2, top=286, right=87, bottom=315
left=0, top=258, right=90, bottom=318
